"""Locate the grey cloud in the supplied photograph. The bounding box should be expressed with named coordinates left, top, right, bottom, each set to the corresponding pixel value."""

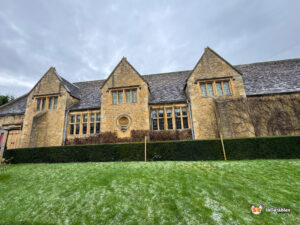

left=0, top=0, right=299, bottom=97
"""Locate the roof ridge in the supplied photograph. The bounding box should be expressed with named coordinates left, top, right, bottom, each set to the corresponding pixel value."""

left=73, top=79, right=105, bottom=85
left=142, top=70, right=191, bottom=77
left=235, top=58, right=300, bottom=67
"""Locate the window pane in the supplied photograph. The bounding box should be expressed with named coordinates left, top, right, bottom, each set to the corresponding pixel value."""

left=76, top=115, right=81, bottom=123
left=83, top=114, right=88, bottom=122
left=207, top=83, right=214, bottom=96
left=112, top=92, right=117, bottom=104
left=96, top=123, right=100, bottom=133
left=182, top=107, right=187, bottom=116
left=70, top=124, right=74, bottom=135
left=158, top=109, right=164, bottom=117
left=216, top=82, right=223, bottom=96
left=71, top=115, right=75, bottom=123
left=96, top=113, right=100, bottom=121
left=200, top=84, right=207, bottom=96
left=76, top=124, right=80, bottom=134
left=176, top=117, right=182, bottom=129
left=48, top=97, right=53, bottom=109
left=183, top=117, right=189, bottom=128
left=167, top=118, right=173, bottom=130
left=90, top=123, right=94, bottom=134
left=159, top=118, right=164, bottom=130
left=175, top=108, right=180, bottom=117
left=126, top=90, right=130, bottom=103
left=132, top=89, right=137, bottom=103
left=151, top=110, right=157, bottom=118
left=166, top=108, right=172, bottom=117
left=53, top=97, right=58, bottom=109
left=152, top=119, right=158, bottom=130
left=90, top=114, right=95, bottom=122
left=41, top=98, right=46, bottom=110
left=223, top=81, right=231, bottom=95
left=83, top=123, right=87, bottom=134
left=118, top=91, right=123, bottom=104
left=36, top=99, right=41, bottom=111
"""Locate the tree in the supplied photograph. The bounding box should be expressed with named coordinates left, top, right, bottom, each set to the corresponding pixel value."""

left=0, top=95, right=14, bottom=106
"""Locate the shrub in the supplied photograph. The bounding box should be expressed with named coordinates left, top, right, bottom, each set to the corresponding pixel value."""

left=65, top=130, right=192, bottom=145
left=4, top=136, right=300, bottom=163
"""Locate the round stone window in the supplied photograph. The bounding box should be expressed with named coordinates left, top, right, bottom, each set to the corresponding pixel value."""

left=117, top=115, right=131, bottom=132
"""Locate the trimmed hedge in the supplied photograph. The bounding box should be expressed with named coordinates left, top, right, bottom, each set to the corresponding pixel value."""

left=3, top=136, right=300, bottom=163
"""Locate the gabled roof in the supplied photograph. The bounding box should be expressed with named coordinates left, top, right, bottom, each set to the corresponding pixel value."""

left=100, top=57, right=149, bottom=89
left=56, top=74, right=81, bottom=99
left=186, top=47, right=242, bottom=83
left=0, top=58, right=299, bottom=116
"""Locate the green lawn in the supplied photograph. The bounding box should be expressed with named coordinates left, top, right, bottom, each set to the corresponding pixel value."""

left=0, top=160, right=299, bottom=225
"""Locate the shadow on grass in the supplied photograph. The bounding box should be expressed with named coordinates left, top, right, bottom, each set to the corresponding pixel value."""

left=0, top=174, right=11, bottom=182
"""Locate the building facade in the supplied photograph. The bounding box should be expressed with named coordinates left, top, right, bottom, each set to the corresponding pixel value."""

left=0, top=47, right=300, bottom=150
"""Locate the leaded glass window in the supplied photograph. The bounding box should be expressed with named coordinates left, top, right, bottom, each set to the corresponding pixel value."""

left=223, top=81, right=230, bottom=95
left=132, top=89, right=137, bottom=103
left=118, top=91, right=123, bottom=104
left=207, top=83, right=214, bottom=96
left=216, top=82, right=223, bottom=96
left=200, top=83, right=207, bottom=96
left=126, top=90, right=130, bottom=103
left=36, top=98, right=41, bottom=111
left=48, top=97, right=53, bottom=109
left=112, top=91, right=117, bottom=104
left=53, top=97, right=58, bottom=109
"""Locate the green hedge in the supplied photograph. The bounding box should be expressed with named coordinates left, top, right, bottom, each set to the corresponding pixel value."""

left=3, top=136, right=300, bottom=163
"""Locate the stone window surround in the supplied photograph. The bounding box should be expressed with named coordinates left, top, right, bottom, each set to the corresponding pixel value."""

left=197, top=78, right=234, bottom=97
left=150, top=104, right=190, bottom=131
left=111, top=88, right=138, bottom=105
left=35, top=95, right=59, bottom=111
left=68, top=110, right=100, bottom=136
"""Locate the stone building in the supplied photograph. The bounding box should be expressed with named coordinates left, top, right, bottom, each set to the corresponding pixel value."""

left=0, top=47, right=299, bottom=150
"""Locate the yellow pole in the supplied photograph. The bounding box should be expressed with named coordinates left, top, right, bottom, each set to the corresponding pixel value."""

left=220, top=133, right=227, bottom=161
left=144, top=136, right=147, bottom=162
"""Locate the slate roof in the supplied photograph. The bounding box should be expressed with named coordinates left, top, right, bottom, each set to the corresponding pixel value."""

left=1, top=58, right=300, bottom=116
left=70, top=80, right=104, bottom=110
left=0, top=94, right=28, bottom=116
left=56, top=74, right=81, bottom=99
left=143, top=70, right=190, bottom=104
left=235, top=58, right=300, bottom=96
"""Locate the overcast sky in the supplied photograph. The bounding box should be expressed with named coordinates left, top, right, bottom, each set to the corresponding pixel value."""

left=1, top=0, right=300, bottom=97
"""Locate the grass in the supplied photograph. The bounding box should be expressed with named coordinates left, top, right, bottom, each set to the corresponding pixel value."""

left=0, top=160, right=299, bottom=225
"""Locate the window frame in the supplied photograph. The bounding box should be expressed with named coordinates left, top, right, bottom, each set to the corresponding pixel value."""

left=68, top=111, right=101, bottom=137
left=111, top=88, right=137, bottom=105
left=199, top=79, right=232, bottom=97
left=151, top=105, right=190, bottom=131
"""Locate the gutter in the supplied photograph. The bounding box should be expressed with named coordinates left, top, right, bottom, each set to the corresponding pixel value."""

left=187, top=99, right=195, bottom=140
left=62, top=109, right=69, bottom=146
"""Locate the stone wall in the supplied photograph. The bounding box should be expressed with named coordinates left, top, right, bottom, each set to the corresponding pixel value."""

left=186, top=47, right=253, bottom=139
left=0, top=115, right=24, bottom=128
left=20, top=68, right=77, bottom=148
left=100, top=58, right=150, bottom=138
